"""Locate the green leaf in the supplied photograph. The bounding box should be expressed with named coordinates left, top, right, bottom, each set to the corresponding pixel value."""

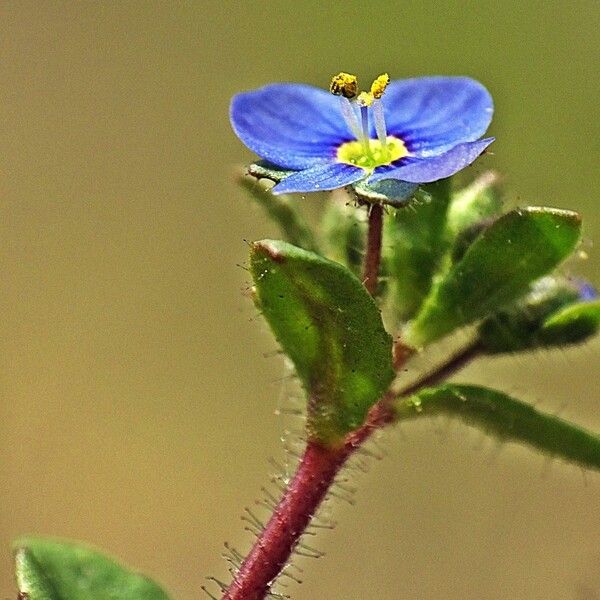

left=383, top=179, right=452, bottom=322
left=540, top=299, right=600, bottom=345
left=14, top=538, right=171, bottom=600
left=395, top=384, right=600, bottom=471
left=250, top=239, right=394, bottom=443
left=477, top=276, right=582, bottom=353
left=236, top=170, right=319, bottom=252
left=405, top=207, right=582, bottom=347
left=320, top=190, right=365, bottom=276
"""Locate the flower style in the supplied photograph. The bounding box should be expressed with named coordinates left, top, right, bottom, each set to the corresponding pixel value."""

left=230, top=73, right=494, bottom=198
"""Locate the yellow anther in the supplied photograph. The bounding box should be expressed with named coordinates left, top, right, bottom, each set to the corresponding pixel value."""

left=356, top=91, right=374, bottom=107
left=370, top=73, right=390, bottom=99
left=329, top=72, right=358, bottom=99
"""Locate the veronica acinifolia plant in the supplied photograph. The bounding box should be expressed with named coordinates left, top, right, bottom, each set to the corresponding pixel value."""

left=12, top=72, right=600, bottom=600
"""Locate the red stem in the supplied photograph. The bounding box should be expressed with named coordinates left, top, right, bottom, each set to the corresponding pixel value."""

left=362, top=203, right=384, bottom=296
left=397, top=341, right=483, bottom=397
left=222, top=401, right=394, bottom=600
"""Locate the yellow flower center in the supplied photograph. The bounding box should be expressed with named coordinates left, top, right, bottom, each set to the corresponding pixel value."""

left=337, top=136, right=408, bottom=171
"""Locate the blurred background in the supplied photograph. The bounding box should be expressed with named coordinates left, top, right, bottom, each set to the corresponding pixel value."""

left=1, top=2, right=599, bottom=599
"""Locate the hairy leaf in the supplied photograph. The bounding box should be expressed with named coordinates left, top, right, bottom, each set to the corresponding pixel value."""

left=251, top=240, right=394, bottom=443
left=405, top=207, right=582, bottom=346
left=395, top=384, right=600, bottom=471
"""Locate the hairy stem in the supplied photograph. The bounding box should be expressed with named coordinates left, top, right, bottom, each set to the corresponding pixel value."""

left=362, top=203, right=383, bottom=296
left=221, top=401, right=394, bottom=600
left=221, top=339, right=482, bottom=598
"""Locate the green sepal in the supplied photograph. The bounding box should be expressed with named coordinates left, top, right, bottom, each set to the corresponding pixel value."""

left=248, top=160, right=418, bottom=207
left=236, top=170, right=319, bottom=252
left=351, top=178, right=417, bottom=207
left=395, top=384, right=600, bottom=471
left=383, top=179, right=452, bottom=322
left=405, top=207, right=582, bottom=347
left=539, top=299, right=600, bottom=345
left=321, top=191, right=365, bottom=276
left=477, top=276, right=582, bottom=353
left=248, top=160, right=295, bottom=183
left=14, top=537, right=171, bottom=600
left=250, top=240, right=394, bottom=444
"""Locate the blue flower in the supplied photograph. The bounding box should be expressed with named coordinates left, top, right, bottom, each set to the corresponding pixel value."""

left=230, top=74, right=494, bottom=197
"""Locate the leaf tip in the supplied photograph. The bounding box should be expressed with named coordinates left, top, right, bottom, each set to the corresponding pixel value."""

left=13, top=544, right=47, bottom=599
left=252, top=239, right=286, bottom=263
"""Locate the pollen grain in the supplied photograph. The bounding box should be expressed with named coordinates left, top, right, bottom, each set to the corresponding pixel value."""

left=329, top=72, right=358, bottom=99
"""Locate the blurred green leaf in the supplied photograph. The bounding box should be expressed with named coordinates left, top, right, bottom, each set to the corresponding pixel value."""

left=321, top=190, right=365, bottom=276
left=395, top=384, right=600, bottom=471
left=14, top=538, right=171, bottom=600
left=540, top=299, right=600, bottom=345
left=447, top=172, right=503, bottom=264
left=236, top=170, right=319, bottom=252
left=405, top=207, right=582, bottom=347
left=477, top=276, right=581, bottom=353
left=446, top=171, right=503, bottom=235
left=250, top=239, right=394, bottom=444
left=449, top=217, right=496, bottom=264
left=383, top=179, right=452, bottom=322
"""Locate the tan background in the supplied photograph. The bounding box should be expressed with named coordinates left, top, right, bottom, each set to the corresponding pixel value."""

left=1, top=2, right=599, bottom=599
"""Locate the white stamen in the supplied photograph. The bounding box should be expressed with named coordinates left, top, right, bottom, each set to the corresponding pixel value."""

left=338, top=97, right=362, bottom=140
left=372, top=99, right=387, bottom=146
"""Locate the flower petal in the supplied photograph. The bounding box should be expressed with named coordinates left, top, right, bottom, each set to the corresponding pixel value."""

left=230, top=83, right=352, bottom=170
left=272, top=162, right=364, bottom=195
left=370, top=138, right=494, bottom=184
left=381, top=77, right=493, bottom=155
